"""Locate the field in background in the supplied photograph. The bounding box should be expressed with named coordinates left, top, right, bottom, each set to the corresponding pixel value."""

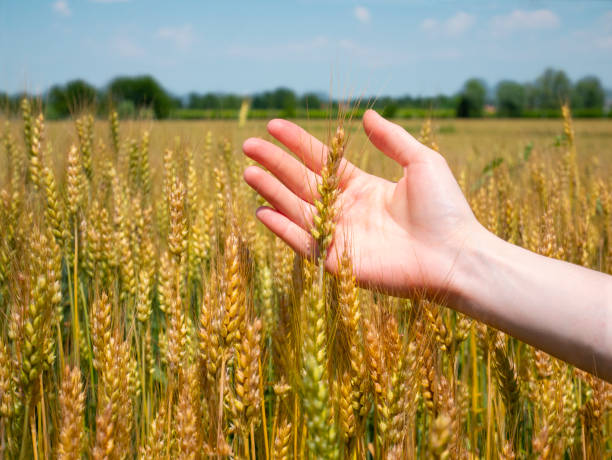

left=1, top=108, right=611, bottom=459
left=33, top=117, right=612, bottom=180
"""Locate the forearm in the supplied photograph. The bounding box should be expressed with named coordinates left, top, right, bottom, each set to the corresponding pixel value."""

left=449, top=227, right=612, bottom=381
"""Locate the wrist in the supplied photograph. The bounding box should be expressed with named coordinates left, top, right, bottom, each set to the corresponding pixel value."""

left=444, top=223, right=508, bottom=316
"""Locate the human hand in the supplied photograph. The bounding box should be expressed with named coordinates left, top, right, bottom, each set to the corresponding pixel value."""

left=242, top=109, right=484, bottom=297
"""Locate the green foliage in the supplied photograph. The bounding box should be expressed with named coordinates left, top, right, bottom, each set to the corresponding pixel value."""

left=573, top=108, right=605, bottom=118
left=521, top=109, right=561, bottom=118
left=117, top=100, right=136, bottom=119
left=523, top=142, right=533, bottom=162
left=496, top=81, right=525, bottom=117
left=0, top=92, right=9, bottom=112
left=108, top=75, right=174, bottom=119
left=382, top=101, right=398, bottom=119
left=187, top=92, right=221, bottom=110
left=472, top=157, right=504, bottom=191
left=398, top=108, right=455, bottom=119
left=46, top=79, right=98, bottom=119
left=530, top=68, right=571, bottom=109
left=251, top=87, right=297, bottom=117
left=572, top=76, right=605, bottom=110
left=456, top=78, right=486, bottom=118
left=1, top=68, right=609, bottom=120
left=482, top=157, right=504, bottom=174
left=300, top=92, right=323, bottom=109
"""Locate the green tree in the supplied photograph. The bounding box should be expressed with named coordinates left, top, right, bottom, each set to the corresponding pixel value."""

left=272, top=87, right=297, bottom=117
left=496, top=80, right=525, bottom=117
left=47, top=79, right=97, bottom=119
left=252, top=91, right=273, bottom=109
left=382, top=101, right=398, bottom=118
left=572, top=76, right=605, bottom=110
left=533, top=68, right=571, bottom=109
left=46, top=86, right=66, bottom=118
left=456, top=78, right=486, bottom=118
left=299, top=92, right=322, bottom=110
left=108, top=75, right=173, bottom=119
left=0, top=92, right=9, bottom=113
left=219, top=94, right=242, bottom=110
left=188, top=92, right=222, bottom=110
left=524, top=83, right=538, bottom=110
left=202, top=93, right=221, bottom=110
left=65, top=80, right=97, bottom=108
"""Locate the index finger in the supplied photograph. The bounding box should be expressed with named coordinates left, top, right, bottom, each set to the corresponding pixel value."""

left=267, top=119, right=358, bottom=180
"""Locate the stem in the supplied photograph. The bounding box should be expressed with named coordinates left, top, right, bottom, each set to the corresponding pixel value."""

left=39, top=375, right=49, bottom=460
left=293, top=394, right=298, bottom=460
left=19, top=399, right=31, bottom=460
left=56, top=324, right=64, bottom=375
left=79, top=279, right=95, bottom=388
left=486, top=349, right=492, bottom=460
left=300, top=422, right=306, bottom=459
left=581, top=414, right=586, bottom=460
left=579, top=378, right=586, bottom=460
left=30, top=414, right=38, bottom=460
left=271, top=396, right=279, bottom=460
left=470, top=327, right=478, bottom=453
left=374, top=407, right=379, bottom=460
left=258, top=357, right=269, bottom=460
left=140, top=331, right=148, bottom=440
left=217, top=354, right=227, bottom=459
left=250, top=423, right=256, bottom=460
left=73, top=220, right=80, bottom=365
left=165, top=381, right=174, bottom=460
left=1, top=420, right=5, bottom=458
left=244, top=432, right=250, bottom=460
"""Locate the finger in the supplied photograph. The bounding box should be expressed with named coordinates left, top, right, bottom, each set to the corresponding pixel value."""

left=244, top=166, right=314, bottom=230
left=255, top=206, right=313, bottom=257
left=243, top=137, right=321, bottom=204
left=362, top=109, right=432, bottom=167
left=267, top=119, right=329, bottom=174
left=267, top=119, right=362, bottom=188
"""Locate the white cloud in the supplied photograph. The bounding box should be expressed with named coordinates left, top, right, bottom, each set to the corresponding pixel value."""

left=354, top=6, right=371, bottom=24
left=226, top=36, right=329, bottom=60
left=421, top=18, right=437, bottom=32
left=52, top=0, right=71, bottom=16
left=569, top=13, right=612, bottom=52
left=337, top=39, right=401, bottom=68
left=112, top=37, right=145, bottom=58
left=225, top=35, right=398, bottom=68
left=490, top=9, right=560, bottom=34
left=446, top=12, right=475, bottom=36
left=157, top=24, right=194, bottom=50
left=420, top=12, right=475, bottom=37
left=602, top=11, right=612, bottom=30
left=595, top=35, right=612, bottom=50
left=594, top=11, right=612, bottom=49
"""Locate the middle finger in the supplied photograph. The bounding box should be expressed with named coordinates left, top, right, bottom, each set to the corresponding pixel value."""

left=243, top=137, right=321, bottom=203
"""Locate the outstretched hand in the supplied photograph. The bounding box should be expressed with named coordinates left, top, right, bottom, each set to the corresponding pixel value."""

left=244, top=109, right=612, bottom=380
left=242, top=109, right=483, bottom=297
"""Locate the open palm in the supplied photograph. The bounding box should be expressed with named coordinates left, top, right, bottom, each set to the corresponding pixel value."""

left=243, top=109, right=481, bottom=297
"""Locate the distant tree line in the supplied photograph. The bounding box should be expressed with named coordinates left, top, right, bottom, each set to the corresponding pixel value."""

left=0, top=68, right=609, bottom=119
left=0, top=75, right=178, bottom=120
left=458, top=69, right=607, bottom=118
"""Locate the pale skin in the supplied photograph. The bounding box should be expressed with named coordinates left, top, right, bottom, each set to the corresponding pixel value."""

left=242, top=109, right=612, bottom=382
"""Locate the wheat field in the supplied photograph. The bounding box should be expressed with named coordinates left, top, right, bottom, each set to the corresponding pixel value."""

left=0, top=101, right=611, bottom=459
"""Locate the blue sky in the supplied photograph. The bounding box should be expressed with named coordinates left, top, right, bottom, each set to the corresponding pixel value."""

left=1, top=1, right=611, bottom=97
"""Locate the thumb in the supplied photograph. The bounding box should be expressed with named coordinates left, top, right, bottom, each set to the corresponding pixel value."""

left=363, top=109, right=431, bottom=167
